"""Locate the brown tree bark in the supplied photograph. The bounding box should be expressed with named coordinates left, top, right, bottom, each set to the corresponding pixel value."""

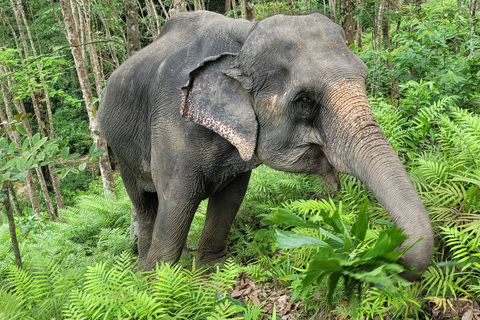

left=125, top=0, right=142, bottom=56
left=328, top=0, right=337, bottom=22
left=60, top=0, right=117, bottom=199
left=145, top=0, right=161, bottom=37
left=375, top=0, right=386, bottom=51
left=170, top=0, right=187, bottom=16
left=194, top=0, right=206, bottom=11
left=340, top=0, right=356, bottom=46
left=241, top=0, right=255, bottom=20
left=1, top=181, right=22, bottom=268
left=232, top=0, right=238, bottom=18
left=356, top=0, right=363, bottom=48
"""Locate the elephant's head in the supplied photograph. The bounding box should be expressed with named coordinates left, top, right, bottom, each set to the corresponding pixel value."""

left=181, top=13, right=434, bottom=280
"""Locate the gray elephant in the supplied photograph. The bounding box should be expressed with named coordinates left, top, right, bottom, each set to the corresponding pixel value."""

left=98, top=11, right=434, bottom=280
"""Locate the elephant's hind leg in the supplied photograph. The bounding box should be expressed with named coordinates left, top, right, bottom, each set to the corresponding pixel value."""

left=196, top=171, right=251, bottom=267
left=119, top=166, right=158, bottom=267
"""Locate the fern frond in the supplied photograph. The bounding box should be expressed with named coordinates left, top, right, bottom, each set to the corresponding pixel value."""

left=421, top=265, right=469, bottom=298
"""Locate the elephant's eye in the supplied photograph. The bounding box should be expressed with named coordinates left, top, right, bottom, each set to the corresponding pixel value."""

left=294, top=94, right=316, bottom=121
left=300, top=95, right=313, bottom=104
left=297, top=94, right=314, bottom=104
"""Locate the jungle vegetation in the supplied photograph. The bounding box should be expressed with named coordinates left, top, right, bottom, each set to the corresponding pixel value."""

left=0, top=0, right=479, bottom=319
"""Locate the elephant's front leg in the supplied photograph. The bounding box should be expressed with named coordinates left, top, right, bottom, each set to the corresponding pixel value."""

left=196, top=171, right=251, bottom=267
left=144, top=180, right=203, bottom=270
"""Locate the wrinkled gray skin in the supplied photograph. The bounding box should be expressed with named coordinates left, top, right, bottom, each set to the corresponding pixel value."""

left=98, top=11, right=434, bottom=280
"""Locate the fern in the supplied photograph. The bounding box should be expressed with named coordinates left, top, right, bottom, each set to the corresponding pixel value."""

left=440, top=226, right=480, bottom=268
left=421, top=265, right=469, bottom=298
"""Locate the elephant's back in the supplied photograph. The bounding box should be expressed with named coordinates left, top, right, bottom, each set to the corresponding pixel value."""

left=98, top=12, right=253, bottom=175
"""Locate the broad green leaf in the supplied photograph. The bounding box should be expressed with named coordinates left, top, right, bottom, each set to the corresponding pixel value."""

left=362, top=228, right=407, bottom=261
left=79, top=162, right=87, bottom=171
left=327, top=272, right=342, bottom=307
left=0, top=138, right=6, bottom=148
left=276, top=230, right=328, bottom=249
left=21, top=138, right=30, bottom=152
left=16, top=124, right=27, bottom=135
left=270, top=208, right=319, bottom=229
left=1, top=158, right=18, bottom=171
left=61, top=147, right=70, bottom=160
left=308, top=258, right=342, bottom=272
left=319, top=227, right=345, bottom=248
left=32, top=133, right=40, bottom=145
left=301, top=270, right=323, bottom=287
left=91, top=150, right=105, bottom=158
left=89, top=143, right=97, bottom=157
left=68, top=153, right=81, bottom=159
left=13, top=170, right=28, bottom=181
left=351, top=200, right=369, bottom=241
left=31, top=137, right=47, bottom=154
left=9, top=141, right=17, bottom=153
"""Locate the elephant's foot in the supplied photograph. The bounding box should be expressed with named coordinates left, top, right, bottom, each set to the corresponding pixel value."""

left=195, top=249, right=228, bottom=268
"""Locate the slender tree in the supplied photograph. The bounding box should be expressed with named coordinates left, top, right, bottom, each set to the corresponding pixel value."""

left=125, top=0, right=142, bottom=55
left=356, top=0, right=363, bottom=48
left=59, top=0, right=117, bottom=199
left=242, top=0, right=255, bottom=20
left=340, top=0, right=356, bottom=46
left=1, top=181, right=22, bottom=268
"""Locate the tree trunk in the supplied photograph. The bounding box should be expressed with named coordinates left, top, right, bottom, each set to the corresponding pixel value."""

left=194, top=0, right=206, bottom=11
left=8, top=184, right=22, bottom=217
left=375, top=0, right=386, bottom=51
left=340, top=0, right=356, bottom=46
left=1, top=181, right=22, bottom=268
left=125, top=0, right=142, bottom=56
left=468, top=0, right=478, bottom=58
left=232, top=0, right=238, bottom=18
left=170, top=0, right=187, bottom=16
left=356, top=0, right=363, bottom=48
left=10, top=0, right=58, bottom=219
left=225, top=0, right=231, bottom=12
left=241, top=0, right=255, bottom=20
left=328, top=0, right=336, bottom=22
left=145, top=0, right=161, bottom=38
left=60, top=0, right=117, bottom=199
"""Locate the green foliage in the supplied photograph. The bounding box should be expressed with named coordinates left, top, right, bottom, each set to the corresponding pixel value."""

left=272, top=204, right=412, bottom=317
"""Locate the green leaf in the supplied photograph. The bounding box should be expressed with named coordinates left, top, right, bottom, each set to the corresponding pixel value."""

left=89, top=143, right=97, bottom=156
left=351, top=200, right=369, bottom=241
left=276, top=230, right=328, bottom=249
left=1, top=158, right=18, bottom=171
left=308, top=258, right=342, bottom=272
left=79, top=162, right=87, bottom=171
left=32, top=133, right=40, bottom=145
left=91, top=150, right=105, bottom=158
left=31, top=137, right=47, bottom=154
left=9, top=141, right=17, bottom=153
left=21, top=138, right=30, bottom=152
left=16, top=124, right=27, bottom=135
left=0, top=138, right=6, bottom=148
left=15, top=157, right=24, bottom=171
left=327, top=272, right=342, bottom=307
left=68, top=153, right=81, bottom=159
left=270, top=208, right=319, bottom=229
left=61, top=147, right=70, bottom=160
left=13, top=170, right=28, bottom=181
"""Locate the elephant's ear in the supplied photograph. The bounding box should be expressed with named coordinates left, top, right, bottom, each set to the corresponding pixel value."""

left=181, top=54, right=257, bottom=162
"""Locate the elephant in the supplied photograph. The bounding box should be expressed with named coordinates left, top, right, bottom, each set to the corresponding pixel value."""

left=98, top=11, right=434, bottom=280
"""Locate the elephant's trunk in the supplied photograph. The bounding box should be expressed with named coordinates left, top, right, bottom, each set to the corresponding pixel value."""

left=323, top=80, right=434, bottom=280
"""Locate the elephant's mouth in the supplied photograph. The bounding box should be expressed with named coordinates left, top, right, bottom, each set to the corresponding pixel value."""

left=296, top=144, right=340, bottom=191
left=316, top=146, right=340, bottom=191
